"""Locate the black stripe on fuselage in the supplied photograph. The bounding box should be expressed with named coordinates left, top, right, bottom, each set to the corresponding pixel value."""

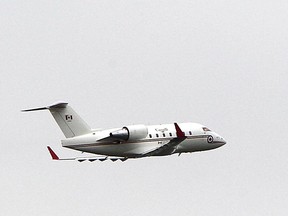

left=63, top=135, right=210, bottom=149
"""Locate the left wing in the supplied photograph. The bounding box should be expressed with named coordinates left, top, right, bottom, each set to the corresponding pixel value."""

left=47, top=146, right=127, bottom=162
left=141, top=123, right=187, bottom=157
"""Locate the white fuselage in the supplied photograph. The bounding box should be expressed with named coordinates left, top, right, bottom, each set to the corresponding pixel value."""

left=61, top=122, right=226, bottom=157
left=23, top=102, right=226, bottom=161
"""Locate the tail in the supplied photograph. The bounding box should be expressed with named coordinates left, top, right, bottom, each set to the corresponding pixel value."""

left=22, top=102, right=91, bottom=138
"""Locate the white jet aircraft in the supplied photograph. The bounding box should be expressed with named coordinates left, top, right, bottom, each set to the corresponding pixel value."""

left=22, top=102, right=226, bottom=162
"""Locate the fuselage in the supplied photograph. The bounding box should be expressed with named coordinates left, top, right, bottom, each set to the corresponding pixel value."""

left=23, top=102, right=226, bottom=160
left=62, top=122, right=226, bottom=157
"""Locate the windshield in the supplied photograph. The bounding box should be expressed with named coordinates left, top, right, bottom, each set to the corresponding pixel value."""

left=202, top=127, right=211, bottom=132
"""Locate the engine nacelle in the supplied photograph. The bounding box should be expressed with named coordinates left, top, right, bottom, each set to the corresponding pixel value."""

left=110, top=124, right=148, bottom=141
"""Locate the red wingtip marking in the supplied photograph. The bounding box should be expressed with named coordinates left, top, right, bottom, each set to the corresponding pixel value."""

left=174, top=123, right=185, bottom=138
left=47, top=146, right=59, bottom=160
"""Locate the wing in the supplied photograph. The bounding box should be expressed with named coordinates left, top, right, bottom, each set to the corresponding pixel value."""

left=141, top=123, right=187, bottom=157
left=47, top=146, right=127, bottom=162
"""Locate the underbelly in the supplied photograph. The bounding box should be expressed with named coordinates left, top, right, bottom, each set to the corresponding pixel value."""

left=66, top=141, right=160, bottom=157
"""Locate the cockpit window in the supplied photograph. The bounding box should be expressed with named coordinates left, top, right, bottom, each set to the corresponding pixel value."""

left=202, top=127, right=211, bottom=132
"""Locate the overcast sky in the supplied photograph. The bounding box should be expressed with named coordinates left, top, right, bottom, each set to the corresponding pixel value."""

left=1, top=0, right=288, bottom=215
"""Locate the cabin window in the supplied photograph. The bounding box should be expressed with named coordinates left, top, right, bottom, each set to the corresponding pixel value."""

left=189, top=131, right=192, bottom=135
left=156, top=134, right=159, bottom=138
left=149, top=134, right=152, bottom=138
left=169, top=132, right=172, bottom=136
left=163, top=133, right=166, bottom=137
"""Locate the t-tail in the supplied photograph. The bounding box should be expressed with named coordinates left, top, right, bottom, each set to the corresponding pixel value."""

left=22, top=102, right=91, bottom=138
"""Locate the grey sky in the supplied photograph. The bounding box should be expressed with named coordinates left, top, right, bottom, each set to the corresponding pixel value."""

left=1, top=0, right=288, bottom=215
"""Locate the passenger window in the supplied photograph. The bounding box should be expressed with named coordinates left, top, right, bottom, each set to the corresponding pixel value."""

left=156, top=134, right=159, bottom=138
left=149, top=134, right=152, bottom=138
left=169, top=132, right=172, bottom=136
left=163, top=133, right=166, bottom=137
left=189, top=131, right=192, bottom=135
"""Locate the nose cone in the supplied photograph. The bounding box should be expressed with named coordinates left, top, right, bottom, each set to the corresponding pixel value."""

left=213, top=133, right=226, bottom=146
left=221, top=138, right=227, bottom=145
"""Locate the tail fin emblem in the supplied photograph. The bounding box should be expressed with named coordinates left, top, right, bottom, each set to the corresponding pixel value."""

left=65, top=115, right=73, bottom=122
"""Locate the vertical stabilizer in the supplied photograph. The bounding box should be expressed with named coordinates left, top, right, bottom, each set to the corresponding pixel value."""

left=22, top=102, right=91, bottom=138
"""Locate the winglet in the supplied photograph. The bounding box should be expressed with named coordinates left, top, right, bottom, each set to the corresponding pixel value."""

left=47, top=146, right=59, bottom=160
left=174, top=123, right=186, bottom=138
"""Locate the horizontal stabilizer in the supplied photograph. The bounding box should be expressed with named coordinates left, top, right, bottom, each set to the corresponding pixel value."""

left=22, top=102, right=68, bottom=112
left=23, top=102, right=90, bottom=138
left=22, top=107, right=48, bottom=112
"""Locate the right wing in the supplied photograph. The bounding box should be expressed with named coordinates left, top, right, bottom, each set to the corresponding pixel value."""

left=47, top=146, right=127, bottom=162
left=141, top=123, right=187, bottom=157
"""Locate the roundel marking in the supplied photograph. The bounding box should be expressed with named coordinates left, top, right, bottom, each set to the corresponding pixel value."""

left=207, top=135, right=213, bottom=143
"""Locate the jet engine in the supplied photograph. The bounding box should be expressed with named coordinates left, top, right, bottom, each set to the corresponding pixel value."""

left=109, top=124, right=148, bottom=141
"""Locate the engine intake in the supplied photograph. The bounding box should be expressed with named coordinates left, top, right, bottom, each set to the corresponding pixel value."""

left=110, top=124, right=148, bottom=141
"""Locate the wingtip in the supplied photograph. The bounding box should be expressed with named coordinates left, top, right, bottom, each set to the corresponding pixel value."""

left=47, top=146, right=59, bottom=160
